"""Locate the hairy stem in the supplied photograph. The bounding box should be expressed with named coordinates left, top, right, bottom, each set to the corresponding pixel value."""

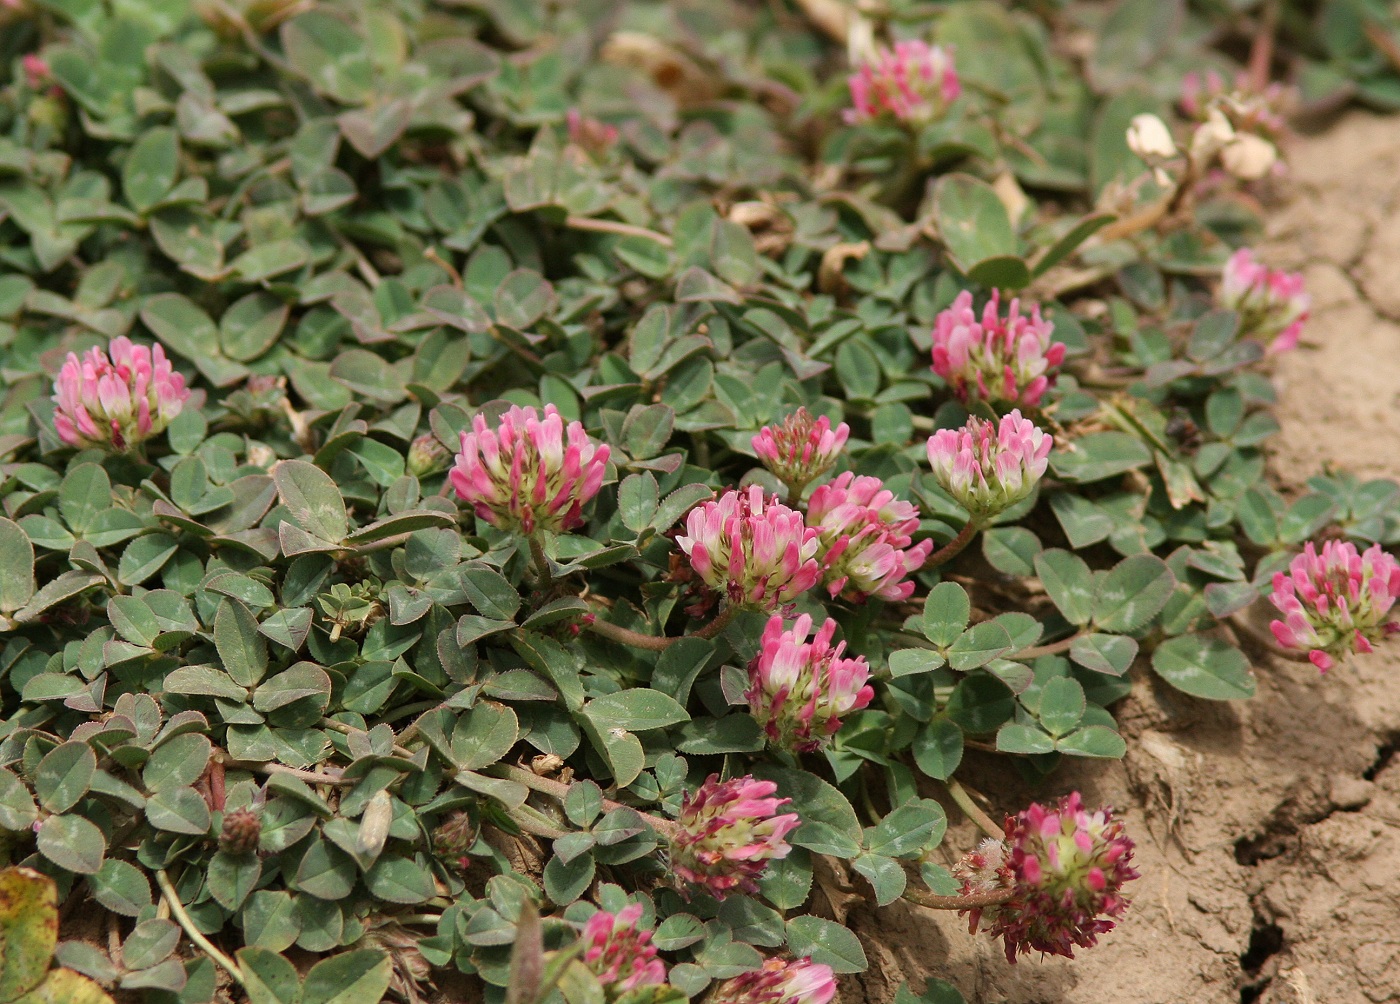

left=528, top=535, right=554, bottom=589
left=946, top=779, right=1005, bottom=840
left=692, top=604, right=737, bottom=641
left=583, top=616, right=674, bottom=651
left=564, top=215, right=673, bottom=247
left=924, top=520, right=981, bottom=570
left=903, top=886, right=1015, bottom=911
left=156, top=869, right=244, bottom=987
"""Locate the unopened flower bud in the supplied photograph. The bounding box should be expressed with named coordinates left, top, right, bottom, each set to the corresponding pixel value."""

left=432, top=811, right=477, bottom=872
left=1269, top=540, right=1400, bottom=672
left=751, top=408, right=849, bottom=498
left=407, top=433, right=450, bottom=477
left=672, top=774, right=800, bottom=899
left=1220, top=132, right=1277, bottom=180
left=1126, top=114, right=1176, bottom=162
left=219, top=808, right=261, bottom=856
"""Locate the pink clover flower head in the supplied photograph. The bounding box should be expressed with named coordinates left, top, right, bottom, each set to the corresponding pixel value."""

left=957, top=792, right=1139, bottom=963
left=674, top=485, right=821, bottom=611
left=806, top=472, right=932, bottom=602
left=1218, top=248, right=1309, bottom=353
left=931, top=290, right=1065, bottom=409
left=671, top=774, right=800, bottom=899
left=845, top=41, right=960, bottom=125
left=751, top=408, right=849, bottom=496
left=580, top=904, right=668, bottom=993
left=1268, top=540, right=1400, bottom=672
left=710, top=957, right=838, bottom=1004
left=567, top=109, right=619, bottom=156
left=926, top=410, right=1051, bottom=519
left=51, top=336, right=189, bottom=452
left=747, top=614, right=873, bottom=752
left=449, top=404, right=610, bottom=535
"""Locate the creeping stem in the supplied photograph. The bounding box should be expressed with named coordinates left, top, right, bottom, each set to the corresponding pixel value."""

left=486, top=763, right=681, bottom=839
left=581, top=603, right=737, bottom=650
left=156, top=869, right=244, bottom=987
left=903, top=886, right=1016, bottom=911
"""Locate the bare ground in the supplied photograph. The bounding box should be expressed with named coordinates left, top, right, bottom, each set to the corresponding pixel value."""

left=847, top=112, right=1400, bottom=1004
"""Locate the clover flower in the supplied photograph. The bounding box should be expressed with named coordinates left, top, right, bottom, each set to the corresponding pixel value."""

left=1268, top=540, right=1400, bottom=672
left=580, top=904, right=668, bottom=993
left=22, top=54, right=49, bottom=90
left=931, top=290, right=1065, bottom=409
left=51, top=336, right=190, bottom=452
left=671, top=774, right=800, bottom=899
left=710, top=958, right=838, bottom=1004
left=432, top=811, right=477, bottom=873
left=675, top=485, right=821, bottom=611
left=845, top=41, right=960, bottom=125
left=806, top=473, right=932, bottom=602
left=926, top=410, right=1051, bottom=520
left=449, top=404, right=610, bottom=535
left=748, top=614, right=873, bottom=752
left=954, top=792, right=1138, bottom=963
left=751, top=408, right=850, bottom=498
left=1218, top=248, right=1310, bottom=353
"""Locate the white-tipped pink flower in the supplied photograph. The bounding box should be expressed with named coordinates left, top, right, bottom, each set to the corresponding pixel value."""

left=1218, top=248, right=1309, bottom=353
left=1180, top=69, right=1288, bottom=139
left=926, top=411, right=1051, bottom=519
left=1268, top=540, right=1400, bottom=672
left=931, top=290, right=1065, bottom=409
left=955, top=792, right=1138, bottom=964
left=449, top=404, right=610, bottom=535
left=671, top=774, right=800, bottom=900
left=748, top=614, right=873, bottom=752
left=675, top=485, right=821, bottom=611
left=579, top=904, right=668, bottom=992
left=845, top=41, right=960, bottom=125
left=751, top=409, right=850, bottom=497
left=51, top=336, right=189, bottom=452
left=710, top=958, right=838, bottom=1004
left=806, top=473, right=932, bottom=603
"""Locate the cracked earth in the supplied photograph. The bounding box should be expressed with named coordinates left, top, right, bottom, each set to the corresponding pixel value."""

left=843, top=111, right=1400, bottom=1004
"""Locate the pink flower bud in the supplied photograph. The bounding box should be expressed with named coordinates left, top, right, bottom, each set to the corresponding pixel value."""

left=931, top=290, right=1065, bottom=409
left=580, top=904, right=668, bottom=992
left=567, top=109, right=620, bottom=156
left=1268, top=540, right=1400, bottom=672
left=407, top=433, right=450, bottom=477
left=926, top=410, right=1051, bottom=519
left=751, top=409, right=849, bottom=497
left=671, top=774, right=800, bottom=900
left=51, top=336, right=190, bottom=452
left=748, top=614, right=873, bottom=752
left=845, top=42, right=960, bottom=125
left=806, top=473, right=932, bottom=603
left=674, top=485, right=821, bottom=611
left=449, top=404, right=610, bottom=535
left=710, top=957, right=837, bottom=1004
left=954, top=792, right=1139, bottom=963
left=1218, top=248, right=1309, bottom=353
left=22, top=54, right=49, bottom=90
